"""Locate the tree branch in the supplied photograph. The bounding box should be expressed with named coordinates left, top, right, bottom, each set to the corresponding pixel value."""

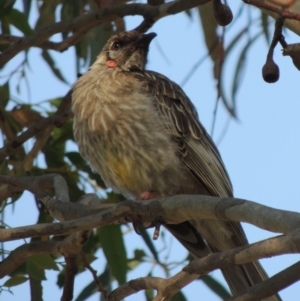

left=243, top=0, right=300, bottom=36
left=107, top=271, right=199, bottom=301
left=243, top=0, right=300, bottom=20
left=184, top=228, right=300, bottom=275
left=1, top=173, right=300, bottom=299
left=0, top=235, right=84, bottom=278
left=61, top=255, right=77, bottom=301
left=0, top=89, right=72, bottom=161
left=0, top=0, right=211, bottom=67
left=1, top=182, right=300, bottom=242
left=227, top=261, right=300, bottom=301
left=80, top=251, right=108, bottom=299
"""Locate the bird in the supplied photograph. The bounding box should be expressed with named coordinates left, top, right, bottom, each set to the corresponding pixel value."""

left=72, top=30, right=281, bottom=300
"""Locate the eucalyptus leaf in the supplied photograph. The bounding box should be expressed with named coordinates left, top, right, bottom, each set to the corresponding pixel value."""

left=41, top=50, right=69, bottom=84
left=3, top=276, right=28, bottom=287
left=99, top=225, right=127, bottom=286
left=7, top=8, right=33, bottom=36
left=200, top=275, right=231, bottom=299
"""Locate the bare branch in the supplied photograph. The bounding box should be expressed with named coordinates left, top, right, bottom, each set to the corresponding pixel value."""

left=61, top=255, right=77, bottom=301
left=184, top=228, right=300, bottom=275
left=243, top=0, right=300, bottom=20
left=0, top=183, right=24, bottom=203
left=23, top=126, right=54, bottom=171
left=1, top=190, right=300, bottom=242
left=0, top=174, right=69, bottom=202
left=107, top=258, right=300, bottom=301
left=282, top=43, right=300, bottom=70
left=0, top=89, right=72, bottom=161
left=80, top=251, right=108, bottom=299
left=0, top=0, right=211, bottom=67
left=107, top=272, right=199, bottom=301
left=1, top=172, right=300, bottom=298
left=227, top=261, right=300, bottom=301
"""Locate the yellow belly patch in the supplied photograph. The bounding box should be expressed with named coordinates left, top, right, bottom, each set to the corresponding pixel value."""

left=106, top=153, right=142, bottom=192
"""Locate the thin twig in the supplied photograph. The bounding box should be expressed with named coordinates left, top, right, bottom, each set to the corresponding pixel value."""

left=61, top=255, right=78, bottom=301
left=243, top=0, right=300, bottom=20
left=0, top=0, right=211, bottom=67
left=80, top=251, right=108, bottom=299
left=0, top=90, right=72, bottom=160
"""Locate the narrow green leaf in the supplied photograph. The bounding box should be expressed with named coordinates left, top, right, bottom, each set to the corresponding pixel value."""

left=52, top=120, right=73, bottom=143
left=3, top=276, right=28, bottom=287
left=184, top=9, right=193, bottom=20
left=198, top=2, right=223, bottom=79
left=43, top=139, right=66, bottom=168
left=75, top=265, right=111, bottom=301
left=145, top=289, right=154, bottom=301
left=26, top=258, right=46, bottom=281
left=41, top=50, right=69, bottom=84
left=22, top=0, right=31, bottom=18
left=34, top=0, right=57, bottom=31
left=171, top=291, right=187, bottom=301
left=0, top=81, right=10, bottom=108
left=65, top=151, right=107, bottom=188
left=127, top=249, right=146, bottom=269
left=219, top=27, right=259, bottom=117
left=225, top=27, right=248, bottom=57
left=261, top=11, right=270, bottom=44
left=133, top=249, right=146, bottom=261
left=199, top=275, right=231, bottom=298
left=231, top=33, right=262, bottom=108
left=0, top=0, right=15, bottom=18
left=77, top=253, right=97, bottom=272
left=75, top=37, right=89, bottom=68
left=66, top=151, right=87, bottom=169
left=56, top=268, right=65, bottom=288
left=87, top=24, right=113, bottom=66
left=99, top=225, right=127, bottom=285
left=138, top=228, right=159, bottom=262
left=74, top=280, right=98, bottom=301
left=9, top=262, right=27, bottom=277
left=60, top=0, right=81, bottom=39
left=28, top=254, right=59, bottom=271
left=7, top=8, right=33, bottom=36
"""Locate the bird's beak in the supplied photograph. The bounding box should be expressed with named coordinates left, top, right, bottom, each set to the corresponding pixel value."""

left=134, top=32, right=157, bottom=48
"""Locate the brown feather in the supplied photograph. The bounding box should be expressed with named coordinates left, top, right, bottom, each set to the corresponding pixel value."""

left=72, top=31, right=281, bottom=300
left=133, top=70, right=281, bottom=300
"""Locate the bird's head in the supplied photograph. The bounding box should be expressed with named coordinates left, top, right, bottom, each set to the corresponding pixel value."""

left=96, top=31, right=157, bottom=71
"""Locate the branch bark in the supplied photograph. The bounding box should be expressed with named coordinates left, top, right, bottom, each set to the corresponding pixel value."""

left=244, top=0, right=300, bottom=36
left=0, top=90, right=72, bottom=162
left=1, top=174, right=300, bottom=299
left=1, top=175, right=300, bottom=241
left=0, top=0, right=211, bottom=67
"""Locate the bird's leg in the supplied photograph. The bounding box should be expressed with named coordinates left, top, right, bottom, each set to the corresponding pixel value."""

left=152, top=220, right=162, bottom=240
left=138, top=191, right=158, bottom=200
left=131, top=191, right=156, bottom=235
left=132, top=191, right=162, bottom=240
left=131, top=215, right=142, bottom=235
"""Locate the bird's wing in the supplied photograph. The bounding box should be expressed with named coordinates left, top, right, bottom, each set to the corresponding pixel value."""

left=133, top=71, right=282, bottom=300
left=136, top=70, right=233, bottom=198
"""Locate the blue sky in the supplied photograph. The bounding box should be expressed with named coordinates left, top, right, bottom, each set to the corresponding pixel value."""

left=2, top=1, right=300, bottom=300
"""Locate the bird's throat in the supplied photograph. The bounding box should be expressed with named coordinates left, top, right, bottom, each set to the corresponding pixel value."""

left=106, top=60, right=118, bottom=68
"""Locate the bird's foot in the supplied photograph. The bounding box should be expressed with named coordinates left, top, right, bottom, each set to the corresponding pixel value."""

left=132, top=215, right=142, bottom=235
left=138, top=191, right=158, bottom=200
left=134, top=190, right=164, bottom=240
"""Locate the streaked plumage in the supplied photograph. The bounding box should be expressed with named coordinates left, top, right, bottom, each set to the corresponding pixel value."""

left=72, top=31, right=281, bottom=300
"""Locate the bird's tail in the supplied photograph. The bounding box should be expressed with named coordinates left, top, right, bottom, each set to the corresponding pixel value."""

left=221, top=260, right=281, bottom=301
left=166, top=222, right=282, bottom=301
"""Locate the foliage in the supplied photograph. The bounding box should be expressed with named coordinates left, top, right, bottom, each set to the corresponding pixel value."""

left=0, top=0, right=298, bottom=300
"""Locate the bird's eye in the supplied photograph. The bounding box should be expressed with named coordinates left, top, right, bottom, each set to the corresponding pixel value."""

left=112, top=41, right=122, bottom=51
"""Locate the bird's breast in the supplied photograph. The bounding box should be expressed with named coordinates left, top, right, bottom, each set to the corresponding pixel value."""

left=72, top=73, right=183, bottom=198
